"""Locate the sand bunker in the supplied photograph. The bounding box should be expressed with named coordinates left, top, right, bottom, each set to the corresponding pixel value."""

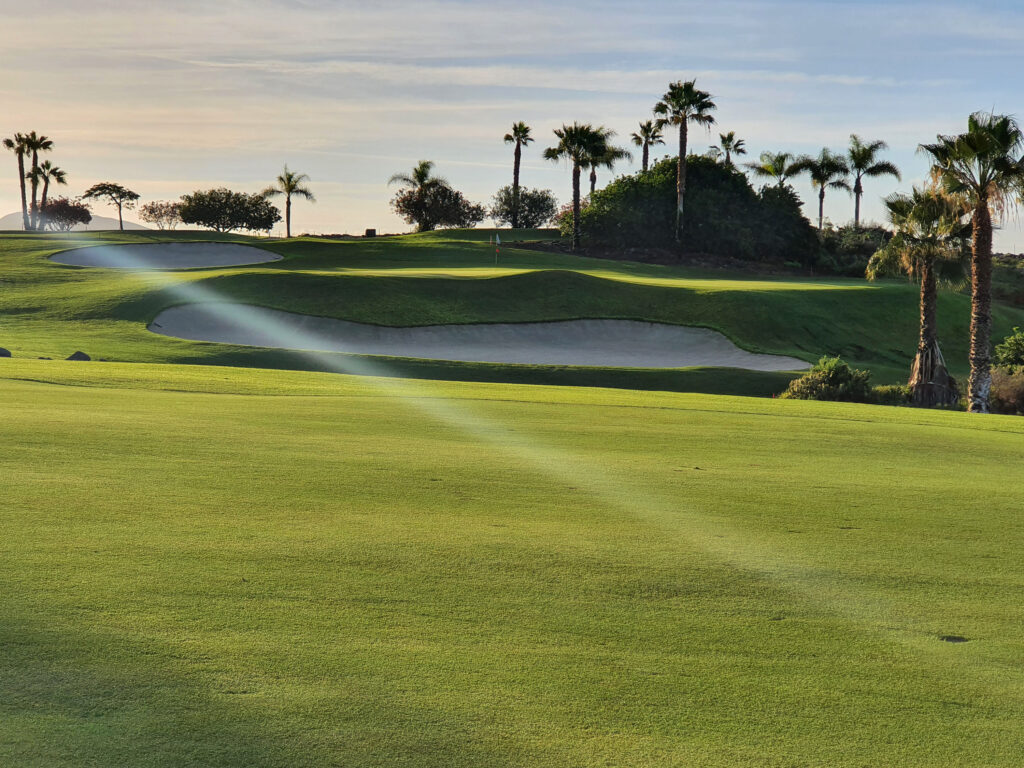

left=149, top=304, right=809, bottom=370
left=51, top=242, right=282, bottom=269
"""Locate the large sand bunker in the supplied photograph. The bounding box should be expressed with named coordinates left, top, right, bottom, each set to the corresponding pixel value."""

left=51, top=242, right=281, bottom=269
left=149, top=304, right=810, bottom=370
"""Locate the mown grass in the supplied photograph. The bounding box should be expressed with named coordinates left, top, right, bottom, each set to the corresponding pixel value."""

left=2, top=360, right=1023, bottom=767
left=3, top=229, right=1024, bottom=392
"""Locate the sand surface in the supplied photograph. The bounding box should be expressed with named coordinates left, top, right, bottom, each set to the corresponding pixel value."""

left=149, top=303, right=810, bottom=370
left=51, top=242, right=281, bottom=269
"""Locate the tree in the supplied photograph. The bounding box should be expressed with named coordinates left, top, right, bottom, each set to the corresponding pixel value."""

left=138, top=200, right=183, bottom=230
left=653, top=79, right=717, bottom=243
left=867, top=187, right=969, bottom=407
left=586, top=130, right=632, bottom=195
left=490, top=186, right=558, bottom=228
left=262, top=165, right=315, bottom=238
left=390, top=183, right=485, bottom=232
left=717, top=131, right=746, bottom=166
left=543, top=123, right=614, bottom=251
left=793, top=149, right=851, bottom=230
left=388, top=160, right=446, bottom=191
left=848, top=134, right=901, bottom=227
left=920, top=112, right=1024, bottom=412
left=744, top=151, right=803, bottom=187
left=28, top=160, right=67, bottom=215
left=630, top=120, right=664, bottom=173
left=39, top=197, right=91, bottom=231
left=179, top=188, right=281, bottom=233
left=2, top=133, right=30, bottom=230
left=82, top=182, right=140, bottom=231
left=503, top=122, right=533, bottom=228
left=21, top=131, right=53, bottom=230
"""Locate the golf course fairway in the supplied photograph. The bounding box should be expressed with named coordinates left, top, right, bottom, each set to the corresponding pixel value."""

left=2, top=359, right=1023, bottom=767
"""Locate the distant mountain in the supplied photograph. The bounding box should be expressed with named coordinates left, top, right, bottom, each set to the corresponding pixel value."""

left=0, top=211, right=149, bottom=231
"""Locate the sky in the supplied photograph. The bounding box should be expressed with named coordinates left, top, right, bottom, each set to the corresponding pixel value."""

left=3, top=0, right=1024, bottom=247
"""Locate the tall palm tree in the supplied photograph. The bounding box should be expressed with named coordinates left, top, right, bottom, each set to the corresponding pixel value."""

left=718, top=131, right=746, bottom=167
left=586, top=130, right=632, bottom=194
left=262, top=165, right=315, bottom=238
left=920, top=112, right=1024, bottom=412
left=503, top=122, right=533, bottom=229
left=744, top=151, right=803, bottom=187
left=630, top=120, right=664, bottom=172
left=388, top=160, right=446, bottom=191
left=543, top=123, right=611, bottom=251
left=29, top=161, right=68, bottom=226
left=2, top=133, right=30, bottom=230
left=848, top=134, right=901, bottom=227
left=793, top=149, right=851, bottom=230
left=653, top=79, right=717, bottom=243
left=21, top=131, right=53, bottom=230
left=867, top=187, right=969, bottom=407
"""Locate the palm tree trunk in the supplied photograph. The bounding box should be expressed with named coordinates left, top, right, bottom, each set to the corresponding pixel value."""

left=909, top=257, right=958, bottom=407
left=16, top=153, right=28, bottom=230
left=29, top=150, right=39, bottom=230
left=512, top=142, right=522, bottom=229
left=642, top=143, right=649, bottom=173
left=967, top=201, right=994, bottom=412
left=818, top=189, right=825, bottom=230
left=39, top=179, right=50, bottom=230
left=589, top=167, right=597, bottom=196
left=675, top=123, right=688, bottom=244
left=285, top=196, right=292, bottom=238
left=571, top=163, right=581, bottom=251
left=854, top=176, right=863, bottom=228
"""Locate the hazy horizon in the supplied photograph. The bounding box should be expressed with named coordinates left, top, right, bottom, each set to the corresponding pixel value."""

left=4, top=0, right=1024, bottom=248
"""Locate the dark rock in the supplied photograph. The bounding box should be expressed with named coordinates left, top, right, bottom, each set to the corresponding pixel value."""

left=0, top=347, right=10, bottom=358
left=66, top=351, right=91, bottom=361
left=38, top=356, right=52, bottom=360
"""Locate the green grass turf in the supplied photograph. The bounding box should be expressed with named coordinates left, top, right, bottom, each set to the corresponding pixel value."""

left=3, top=228, right=1024, bottom=395
left=2, top=360, right=1024, bottom=767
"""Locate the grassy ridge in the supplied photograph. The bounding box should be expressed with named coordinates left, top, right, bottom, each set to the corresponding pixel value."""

left=2, top=360, right=1024, bottom=766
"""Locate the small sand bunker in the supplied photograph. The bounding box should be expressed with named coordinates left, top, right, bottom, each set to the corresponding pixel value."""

left=51, top=242, right=281, bottom=270
left=149, top=304, right=809, bottom=370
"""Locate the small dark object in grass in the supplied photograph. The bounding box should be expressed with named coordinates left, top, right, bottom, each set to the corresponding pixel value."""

left=940, top=635, right=968, bottom=643
left=66, top=351, right=90, bottom=361
left=365, top=228, right=376, bottom=237
left=0, top=348, right=10, bottom=358
left=38, top=356, right=51, bottom=360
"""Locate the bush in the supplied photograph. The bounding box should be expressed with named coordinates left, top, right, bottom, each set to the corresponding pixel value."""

left=994, top=327, right=1024, bottom=371
left=39, top=197, right=91, bottom=231
left=990, top=367, right=1024, bottom=415
left=575, top=156, right=819, bottom=266
left=818, top=225, right=891, bottom=276
left=780, top=356, right=873, bottom=402
left=870, top=384, right=912, bottom=406
left=490, top=186, right=558, bottom=228
left=390, top=183, right=485, bottom=232
left=179, top=188, right=281, bottom=233
left=139, top=200, right=182, bottom=230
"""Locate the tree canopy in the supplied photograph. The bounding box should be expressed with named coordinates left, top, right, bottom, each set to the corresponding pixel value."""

left=179, top=188, right=281, bottom=233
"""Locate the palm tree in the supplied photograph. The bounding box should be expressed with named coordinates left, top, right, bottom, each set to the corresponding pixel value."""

left=543, top=123, right=611, bottom=251
left=503, top=122, right=533, bottom=229
left=744, top=151, right=803, bottom=188
left=29, top=161, right=68, bottom=227
left=388, top=160, right=446, bottom=191
left=793, top=149, right=851, bottom=230
left=653, top=79, right=717, bottom=243
left=867, top=187, right=969, bottom=407
left=718, top=131, right=746, bottom=167
left=2, top=133, right=30, bottom=230
left=262, top=165, right=315, bottom=238
left=21, top=131, right=53, bottom=230
left=630, top=120, right=664, bottom=172
left=848, top=135, right=901, bottom=227
left=586, top=131, right=632, bottom=195
left=920, top=112, right=1024, bottom=412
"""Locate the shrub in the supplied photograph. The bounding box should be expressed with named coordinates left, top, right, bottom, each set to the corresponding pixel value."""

left=553, top=198, right=589, bottom=238
left=819, top=225, right=890, bottom=276
left=870, top=384, right=912, bottom=406
left=179, top=188, right=281, bottom=233
left=575, top=156, right=819, bottom=266
left=490, top=186, right=558, bottom=228
left=390, top=183, right=485, bottom=232
left=990, top=367, right=1024, bottom=415
left=139, top=200, right=182, bottom=230
left=780, top=356, right=873, bottom=402
left=994, top=327, right=1024, bottom=371
left=39, top=197, right=91, bottom=231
